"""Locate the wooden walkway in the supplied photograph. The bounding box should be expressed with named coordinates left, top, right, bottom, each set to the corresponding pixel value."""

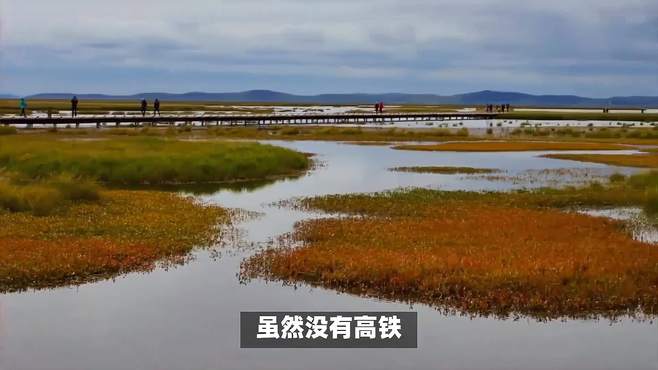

left=0, top=112, right=498, bottom=128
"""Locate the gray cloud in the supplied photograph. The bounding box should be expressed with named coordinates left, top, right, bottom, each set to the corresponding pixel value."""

left=1, top=0, right=657, bottom=96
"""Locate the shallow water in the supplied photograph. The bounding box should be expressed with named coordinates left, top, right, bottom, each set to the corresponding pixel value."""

left=0, top=141, right=656, bottom=370
left=579, top=207, right=658, bottom=244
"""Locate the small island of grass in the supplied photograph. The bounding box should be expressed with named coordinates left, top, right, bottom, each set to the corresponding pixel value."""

left=544, top=153, right=658, bottom=168
left=390, top=166, right=499, bottom=174
left=243, top=172, right=658, bottom=319
left=393, top=141, right=629, bottom=152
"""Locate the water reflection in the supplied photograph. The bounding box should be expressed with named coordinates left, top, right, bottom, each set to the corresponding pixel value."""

left=580, top=207, right=658, bottom=244
left=0, top=141, right=656, bottom=370
left=115, top=175, right=304, bottom=195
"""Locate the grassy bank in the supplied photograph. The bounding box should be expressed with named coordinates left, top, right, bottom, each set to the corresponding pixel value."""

left=500, top=111, right=658, bottom=122
left=393, top=141, right=629, bottom=152
left=0, top=136, right=310, bottom=185
left=12, top=125, right=474, bottom=142
left=505, top=127, right=658, bottom=145
left=245, top=179, right=658, bottom=319
left=208, top=126, right=471, bottom=142
left=545, top=153, right=658, bottom=168
left=15, top=125, right=658, bottom=148
left=0, top=190, right=228, bottom=292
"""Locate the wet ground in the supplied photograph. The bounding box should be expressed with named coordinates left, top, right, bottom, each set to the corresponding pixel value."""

left=0, top=141, right=656, bottom=370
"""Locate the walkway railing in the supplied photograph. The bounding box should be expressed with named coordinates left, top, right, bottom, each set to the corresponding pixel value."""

left=0, top=112, right=498, bottom=128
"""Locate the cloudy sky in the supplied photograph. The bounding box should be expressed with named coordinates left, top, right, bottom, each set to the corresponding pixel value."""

left=1, top=0, right=657, bottom=97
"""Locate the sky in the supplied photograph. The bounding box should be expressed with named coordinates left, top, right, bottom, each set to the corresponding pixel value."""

left=0, top=0, right=657, bottom=97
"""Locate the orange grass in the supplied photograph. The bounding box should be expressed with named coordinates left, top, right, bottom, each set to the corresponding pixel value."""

left=244, top=191, right=658, bottom=319
left=544, top=153, right=658, bottom=168
left=393, top=141, right=629, bottom=152
left=0, top=190, right=228, bottom=292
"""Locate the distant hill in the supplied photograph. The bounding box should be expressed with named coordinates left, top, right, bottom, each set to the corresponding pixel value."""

left=20, top=90, right=658, bottom=108
left=0, top=94, right=17, bottom=99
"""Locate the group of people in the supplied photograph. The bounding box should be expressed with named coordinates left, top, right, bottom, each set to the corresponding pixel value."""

left=17, top=97, right=77, bottom=118
left=17, top=95, right=80, bottom=117
left=16, top=96, right=162, bottom=117
left=140, top=98, right=161, bottom=117
left=374, top=102, right=385, bottom=113
left=485, top=104, right=511, bottom=113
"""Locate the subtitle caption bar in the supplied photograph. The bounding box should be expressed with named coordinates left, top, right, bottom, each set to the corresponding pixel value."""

left=240, top=312, right=417, bottom=348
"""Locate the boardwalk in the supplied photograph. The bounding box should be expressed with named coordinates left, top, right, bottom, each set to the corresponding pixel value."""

left=0, top=112, right=497, bottom=128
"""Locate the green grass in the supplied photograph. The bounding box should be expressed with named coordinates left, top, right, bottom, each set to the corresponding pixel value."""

left=0, top=136, right=310, bottom=186
left=299, top=171, right=658, bottom=216
left=510, top=126, right=658, bottom=141
left=0, top=175, right=101, bottom=216
left=500, top=111, right=658, bottom=122
left=208, top=126, right=470, bottom=141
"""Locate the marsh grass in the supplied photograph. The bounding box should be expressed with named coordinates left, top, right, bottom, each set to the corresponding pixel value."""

left=499, top=111, right=658, bottom=122
left=394, top=141, right=629, bottom=152
left=0, top=136, right=310, bottom=185
left=0, top=175, right=100, bottom=216
left=0, top=190, right=228, bottom=292
left=389, top=166, right=499, bottom=174
left=245, top=186, right=658, bottom=319
left=509, top=127, right=658, bottom=142
left=207, top=126, right=470, bottom=141
left=545, top=153, right=658, bottom=168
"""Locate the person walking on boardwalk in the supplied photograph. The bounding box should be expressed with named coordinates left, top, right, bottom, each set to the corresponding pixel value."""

left=153, top=98, right=161, bottom=116
left=379, top=102, right=385, bottom=113
left=140, top=99, right=148, bottom=117
left=374, top=103, right=380, bottom=113
left=71, top=96, right=79, bottom=117
left=19, top=98, right=27, bottom=117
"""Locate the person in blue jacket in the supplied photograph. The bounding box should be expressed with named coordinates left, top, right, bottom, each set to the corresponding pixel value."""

left=19, top=98, right=27, bottom=117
